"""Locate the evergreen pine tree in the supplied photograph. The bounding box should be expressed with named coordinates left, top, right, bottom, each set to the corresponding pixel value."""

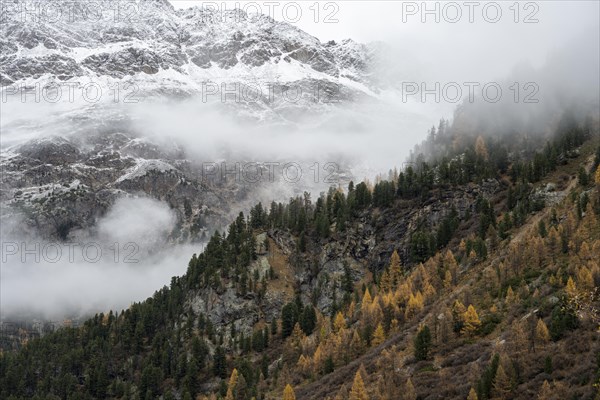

left=414, top=325, right=432, bottom=361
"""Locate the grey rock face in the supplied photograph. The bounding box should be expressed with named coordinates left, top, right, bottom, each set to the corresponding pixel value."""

left=287, top=46, right=338, bottom=76
left=19, top=137, right=81, bottom=165
left=2, top=54, right=85, bottom=82
left=1, top=128, right=248, bottom=241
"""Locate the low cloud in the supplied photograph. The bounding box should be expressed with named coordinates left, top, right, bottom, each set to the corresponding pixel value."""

left=1, top=197, right=198, bottom=320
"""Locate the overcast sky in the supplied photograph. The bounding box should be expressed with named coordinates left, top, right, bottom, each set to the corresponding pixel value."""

left=171, top=2, right=597, bottom=59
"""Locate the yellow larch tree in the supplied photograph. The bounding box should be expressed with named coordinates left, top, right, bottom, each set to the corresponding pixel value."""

left=297, top=354, right=311, bottom=377
left=468, top=250, right=477, bottom=262
left=475, top=135, right=489, bottom=161
left=283, top=323, right=305, bottom=365
left=415, top=291, right=424, bottom=307
left=357, top=363, right=369, bottom=383
left=535, top=318, right=550, bottom=345
left=372, top=323, right=386, bottom=346
left=492, top=364, right=512, bottom=399
left=467, top=387, right=478, bottom=400
left=461, top=305, right=481, bottom=336
left=361, top=288, right=373, bottom=313
left=346, top=300, right=356, bottom=319
left=380, top=269, right=392, bottom=293
left=318, top=309, right=331, bottom=331
left=547, top=227, right=560, bottom=255
left=389, top=250, right=403, bottom=288
left=375, top=375, right=390, bottom=400
left=579, top=241, right=591, bottom=261
left=482, top=266, right=499, bottom=293
left=334, top=384, right=348, bottom=400
left=592, top=241, right=600, bottom=260
left=537, top=380, right=552, bottom=400
left=312, top=343, right=325, bottom=371
left=327, top=331, right=343, bottom=366
left=350, top=329, right=365, bottom=358
left=349, top=370, right=369, bottom=400
left=443, top=249, right=458, bottom=279
left=505, top=286, right=518, bottom=305
left=394, top=282, right=412, bottom=305
left=424, top=280, right=437, bottom=298
left=452, top=300, right=467, bottom=328
left=225, top=368, right=239, bottom=400
left=415, top=263, right=428, bottom=287
left=333, top=312, right=346, bottom=333
left=369, top=298, right=384, bottom=325
left=405, top=291, right=424, bottom=318
left=565, top=276, right=577, bottom=297
left=381, top=292, right=394, bottom=308
left=390, top=318, right=400, bottom=333
left=510, top=320, right=528, bottom=354
left=437, top=307, right=454, bottom=344
left=576, top=266, right=594, bottom=290
left=443, top=248, right=457, bottom=266
left=282, top=384, right=296, bottom=400
left=404, top=378, right=417, bottom=400
left=459, top=239, right=467, bottom=257
left=443, top=269, right=453, bottom=289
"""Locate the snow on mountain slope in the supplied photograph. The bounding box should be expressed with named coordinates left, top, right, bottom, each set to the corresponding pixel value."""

left=0, top=0, right=388, bottom=242
left=0, top=0, right=379, bottom=98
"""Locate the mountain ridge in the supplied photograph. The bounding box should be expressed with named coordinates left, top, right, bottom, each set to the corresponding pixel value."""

left=1, top=0, right=380, bottom=99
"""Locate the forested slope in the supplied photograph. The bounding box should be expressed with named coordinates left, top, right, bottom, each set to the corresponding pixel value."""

left=2, top=112, right=600, bottom=400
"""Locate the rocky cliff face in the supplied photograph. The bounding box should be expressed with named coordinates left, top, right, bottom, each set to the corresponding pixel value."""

left=2, top=129, right=228, bottom=240
left=188, top=178, right=502, bottom=351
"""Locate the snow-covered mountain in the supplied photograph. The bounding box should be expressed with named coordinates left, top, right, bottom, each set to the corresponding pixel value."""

left=0, top=0, right=377, bottom=241
left=1, top=0, right=381, bottom=119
